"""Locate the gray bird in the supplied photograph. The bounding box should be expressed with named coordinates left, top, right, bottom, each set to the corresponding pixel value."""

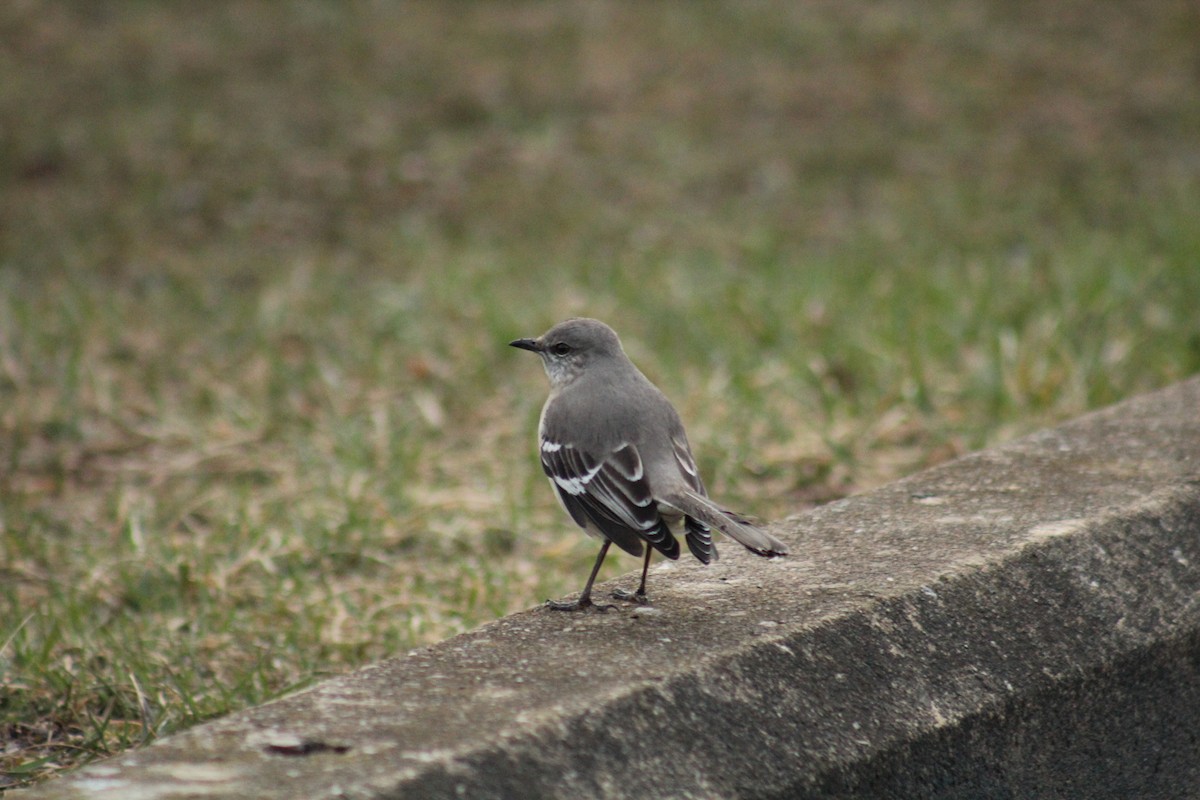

left=510, top=318, right=788, bottom=611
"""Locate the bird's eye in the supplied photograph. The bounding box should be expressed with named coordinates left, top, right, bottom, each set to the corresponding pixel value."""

left=550, top=342, right=572, bottom=356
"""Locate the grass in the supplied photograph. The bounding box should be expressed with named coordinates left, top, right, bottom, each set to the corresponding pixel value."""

left=2, top=0, right=1199, bottom=789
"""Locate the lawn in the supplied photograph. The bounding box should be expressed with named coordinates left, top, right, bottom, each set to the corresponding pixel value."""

left=2, top=0, right=1198, bottom=788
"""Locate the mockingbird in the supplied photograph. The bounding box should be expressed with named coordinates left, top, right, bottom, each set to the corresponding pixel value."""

left=511, top=318, right=788, bottom=611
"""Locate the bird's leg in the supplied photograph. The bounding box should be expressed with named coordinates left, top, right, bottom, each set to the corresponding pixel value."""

left=546, top=541, right=615, bottom=612
left=612, top=548, right=652, bottom=604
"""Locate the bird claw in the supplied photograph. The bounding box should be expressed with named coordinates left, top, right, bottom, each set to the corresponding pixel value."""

left=544, top=597, right=615, bottom=612
left=611, top=588, right=650, bottom=605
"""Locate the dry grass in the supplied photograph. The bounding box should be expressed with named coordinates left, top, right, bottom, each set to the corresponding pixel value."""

left=2, top=0, right=1199, bottom=789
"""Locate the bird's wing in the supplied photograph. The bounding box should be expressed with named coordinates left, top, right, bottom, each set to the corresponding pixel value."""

left=540, top=438, right=679, bottom=559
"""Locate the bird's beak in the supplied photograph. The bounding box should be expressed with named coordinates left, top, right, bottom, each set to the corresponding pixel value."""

left=509, top=337, right=542, bottom=353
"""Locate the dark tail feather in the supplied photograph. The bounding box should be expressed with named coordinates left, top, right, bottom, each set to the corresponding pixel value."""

left=642, top=519, right=681, bottom=560
left=684, top=516, right=718, bottom=564
left=665, top=491, right=788, bottom=557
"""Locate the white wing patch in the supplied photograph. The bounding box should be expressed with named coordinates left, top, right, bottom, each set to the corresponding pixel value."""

left=538, top=437, right=680, bottom=559
left=552, top=462, right=602, bottom=496
left=540, top=440, right=655, bottom=526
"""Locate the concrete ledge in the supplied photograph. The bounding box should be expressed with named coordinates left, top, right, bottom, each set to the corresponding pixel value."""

left=17, top=377, right=1200, bottom=799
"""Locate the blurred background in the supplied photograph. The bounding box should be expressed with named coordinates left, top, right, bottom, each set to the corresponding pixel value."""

left=2, top=0, right=1198, bottom=786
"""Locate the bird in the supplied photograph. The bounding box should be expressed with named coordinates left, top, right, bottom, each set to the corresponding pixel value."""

left=510, top=318, right=788, bottom=611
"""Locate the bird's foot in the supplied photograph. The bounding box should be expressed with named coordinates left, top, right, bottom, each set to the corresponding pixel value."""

left=544, top=596, right=615, bottom=612
left=611, top=587, right=650, bottom=605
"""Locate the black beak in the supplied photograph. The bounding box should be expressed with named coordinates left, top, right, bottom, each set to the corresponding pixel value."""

left=509, top=338, right=542, bottom=352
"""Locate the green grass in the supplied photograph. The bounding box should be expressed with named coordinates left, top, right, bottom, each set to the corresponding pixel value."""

left=3, top=0, right=1199, bottom=789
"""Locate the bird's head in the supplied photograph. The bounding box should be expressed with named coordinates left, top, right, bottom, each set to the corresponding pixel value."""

left=510, top=318, right=625, bottom=388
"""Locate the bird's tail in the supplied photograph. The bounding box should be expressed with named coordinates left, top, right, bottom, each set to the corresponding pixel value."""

left=663, top=490, right=788, bottom=558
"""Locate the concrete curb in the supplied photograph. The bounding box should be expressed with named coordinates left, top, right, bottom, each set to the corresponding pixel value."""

left=15, top=377, right=1200, bottom=799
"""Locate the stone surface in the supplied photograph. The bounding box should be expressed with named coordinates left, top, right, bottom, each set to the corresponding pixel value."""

left=14, top=377, right=1200, bottom=799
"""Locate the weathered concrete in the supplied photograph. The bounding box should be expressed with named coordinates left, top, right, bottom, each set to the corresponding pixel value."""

left=15, top=377, right=1200, bottom=800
